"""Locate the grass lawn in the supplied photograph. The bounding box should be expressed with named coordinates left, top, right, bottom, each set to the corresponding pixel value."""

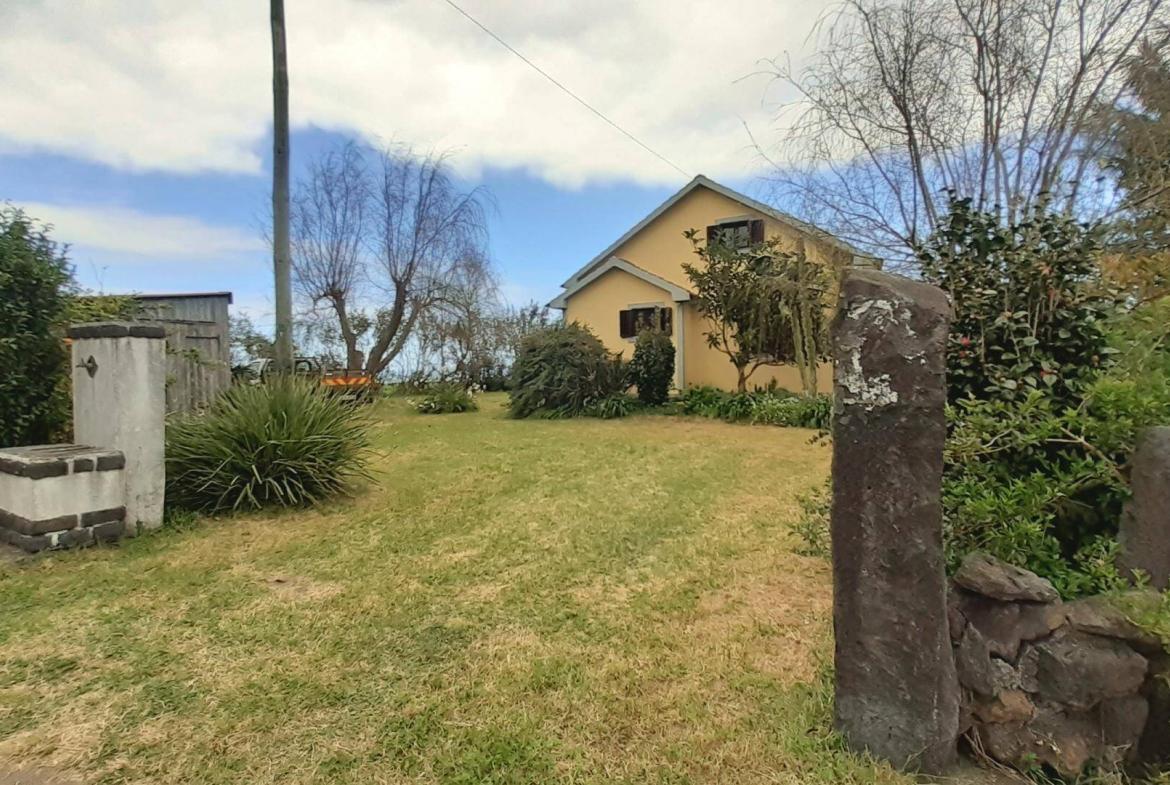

left=0, top=394, right=906, bottom=785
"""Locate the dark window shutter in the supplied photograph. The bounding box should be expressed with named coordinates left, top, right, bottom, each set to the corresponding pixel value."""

left=619, top=310, right=633, bottom=338
left=660, top=307, right=673, bottom=334
left=750, top=219, right=765, bottom=244
left=706, top=225, right=718, bottom=247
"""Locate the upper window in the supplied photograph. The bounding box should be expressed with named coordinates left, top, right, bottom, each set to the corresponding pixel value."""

left=619, top=306, right=672, bottom=339
left=706, top=218, right=764, bottom=249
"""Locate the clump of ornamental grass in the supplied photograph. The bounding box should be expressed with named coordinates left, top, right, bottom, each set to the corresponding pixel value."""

left=165, top=376, right=373, bottom=513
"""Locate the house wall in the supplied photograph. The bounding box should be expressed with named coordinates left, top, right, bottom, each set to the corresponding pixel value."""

left=563, top=268, right=683, bottom=387
left=563, top=185, right=845, bottom=393
left=682, top=302, right=833, bottom=393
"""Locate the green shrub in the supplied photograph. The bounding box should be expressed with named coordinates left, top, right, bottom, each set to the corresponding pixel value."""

left=628, top=329, right=675, bottom=406
left=679, top=385, right=726, bottom=416
left=918, top=196, right=1118, bottom=407
left=586, top=393, right=639, bottom=419
left=0, top=207, right=71, bottom=446
left=165, top=377, right=372, bottom=513
left=943, top=375, right=1170, bottom=597
left=414, top=384, right=478, bottom=414
left=791, top=480, right=830, bottom=557
left=509, top=323, right=628, bottom=418
left=749, top=393, right=832, bottom=429
left=678, top=385, right=830, bottom=428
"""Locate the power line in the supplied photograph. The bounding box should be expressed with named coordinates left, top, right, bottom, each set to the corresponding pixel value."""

left=439, top=0, right=691, bottom=179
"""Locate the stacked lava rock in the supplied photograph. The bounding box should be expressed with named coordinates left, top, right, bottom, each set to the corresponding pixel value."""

left=949, top=552, right=1169, bottom=776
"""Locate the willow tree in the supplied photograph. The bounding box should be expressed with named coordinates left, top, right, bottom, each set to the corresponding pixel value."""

left=682, top=231, right=831, bottom=393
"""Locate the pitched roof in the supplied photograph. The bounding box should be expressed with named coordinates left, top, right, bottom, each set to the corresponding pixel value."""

left=558, top=174, right=876, bottom=292
left=548, top=257, right=691, bottom=309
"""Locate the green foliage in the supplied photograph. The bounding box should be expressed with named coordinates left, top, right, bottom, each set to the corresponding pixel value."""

left=64, top=293, right=141, bottom=324
left=919, top=198, right=1170, bottom=598
left=413, top=384, right=478, bottom=414
left=791, top=480, right=831, bottom=558
left=1116, top=590, right=1170, bottom=650
left=943, top=375, right=1170, bottom=597
left=508, top=323, right=628, bottom=419
left=918, top=196, right=1118, bottom=407
left=165, top=377, right=372, bottom=513
left=584, top=393, right=639, bottom=419
left=1100, top=42, right=1170, bottom=303
left=0, top=207, right=72, bottom=446
left=683, top=232, right=831, bottom=393
left=628, top=328, right=675, bottom=405
left=678, top=385, right=830, bottom=429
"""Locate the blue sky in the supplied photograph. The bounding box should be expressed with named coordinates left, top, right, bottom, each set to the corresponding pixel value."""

left=2, top=126, right=725, bottom=320
left=0, top=0, right=824, bottom=327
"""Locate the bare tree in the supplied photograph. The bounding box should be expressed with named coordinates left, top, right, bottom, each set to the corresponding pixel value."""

left=291, top=143, right=368, bottom=369
left=767, top=0, right=1167, bottom=263
left=288, top=143, right=493, bottom=377
left=363, top=148, right=491, bottom=376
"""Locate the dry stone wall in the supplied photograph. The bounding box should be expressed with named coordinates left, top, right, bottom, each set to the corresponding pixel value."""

left=950, top=552, right=1169, bottom=775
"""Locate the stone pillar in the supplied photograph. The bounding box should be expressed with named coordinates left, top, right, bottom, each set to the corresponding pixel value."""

left=830, top=269, right=958, bottom=773
left=69, top=323, right=167, bottom=535
left=1119, top=427, right=1170, bottom=589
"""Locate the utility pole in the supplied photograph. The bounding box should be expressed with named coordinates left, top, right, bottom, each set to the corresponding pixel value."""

left=271, top=0, right=294, bottom=369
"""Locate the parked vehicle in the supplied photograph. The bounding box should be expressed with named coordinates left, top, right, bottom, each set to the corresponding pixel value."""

left=243, top=357, right=379, bottom=403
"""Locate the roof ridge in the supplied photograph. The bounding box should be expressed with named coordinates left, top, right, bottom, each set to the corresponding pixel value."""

left=558, top=175, right=874, bottom=290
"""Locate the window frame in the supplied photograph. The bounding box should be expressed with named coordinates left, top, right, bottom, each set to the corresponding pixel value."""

left=619, top=304, right=672, bottom=340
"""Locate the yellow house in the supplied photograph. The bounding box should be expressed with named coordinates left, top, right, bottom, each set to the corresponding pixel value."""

left=549, top=175, right=876, bottom=392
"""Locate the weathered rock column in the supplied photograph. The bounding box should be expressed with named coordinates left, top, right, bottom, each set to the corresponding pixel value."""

left=69, top=323, right=167, bottom=535
left=1119, top=427, right=1170, bottom=589
left=831, top=269, right=958, bottom=773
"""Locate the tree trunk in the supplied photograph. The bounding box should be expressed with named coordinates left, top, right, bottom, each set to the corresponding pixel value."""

left=736, top=365, right=749, bottom=393
left=270, top=0, right=294, bottom=370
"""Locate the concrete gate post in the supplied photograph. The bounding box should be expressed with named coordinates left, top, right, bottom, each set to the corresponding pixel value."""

left=69, top=323, right=167, bottom=535
left=1119, top=426, right=1170, bottom=589
left=830, top=269, right=958, bottom=773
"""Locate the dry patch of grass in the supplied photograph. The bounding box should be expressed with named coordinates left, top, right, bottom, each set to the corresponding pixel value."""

left=0, top=394, right=906, bottom=785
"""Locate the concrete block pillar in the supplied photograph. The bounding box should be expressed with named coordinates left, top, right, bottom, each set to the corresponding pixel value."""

left=69, top=322, right=167, bottom=534
left=830, top=269, right=959, bottom=773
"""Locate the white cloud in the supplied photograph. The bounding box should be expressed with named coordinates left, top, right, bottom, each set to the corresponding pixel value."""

left=14, top=201, right=264, bottom=258
left=0, top=0, right=830, bottom=186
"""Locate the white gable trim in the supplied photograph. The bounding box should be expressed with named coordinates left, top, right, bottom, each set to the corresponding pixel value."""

left=548, top=257, right=691, bottom=310
left=558, top=174, right=876, bottom=290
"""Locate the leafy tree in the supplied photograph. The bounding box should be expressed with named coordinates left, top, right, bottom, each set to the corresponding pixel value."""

left=229, top=314, right=276, bottom=366
left=1101, top=41, right=1170, bottom=303
left=682, top=232, right=830, bottom=393
left=628, top=328, right=674, bottom=405
left=918, top=197, right=1118, bottom=407
left=0, top=206, right=71, bottom=446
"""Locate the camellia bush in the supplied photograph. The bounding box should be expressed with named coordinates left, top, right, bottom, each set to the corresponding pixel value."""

left=628, top=328, right=675, bottom=405
left=918, top=197, right=1117, bottom=407
left=166, top=377, right=372, bottom=513
left=919, top=198, right=1170, bottom=597
left=508, top=323, right=628, bottom=418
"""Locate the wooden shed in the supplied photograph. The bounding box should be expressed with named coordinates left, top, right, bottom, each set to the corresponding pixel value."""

left=135, top=292, right=233, bottom=413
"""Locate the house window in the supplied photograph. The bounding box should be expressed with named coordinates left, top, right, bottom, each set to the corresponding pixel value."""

left=706, top=218, right=764, bottom=249
left=619, top=306, right=672, bottom=339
